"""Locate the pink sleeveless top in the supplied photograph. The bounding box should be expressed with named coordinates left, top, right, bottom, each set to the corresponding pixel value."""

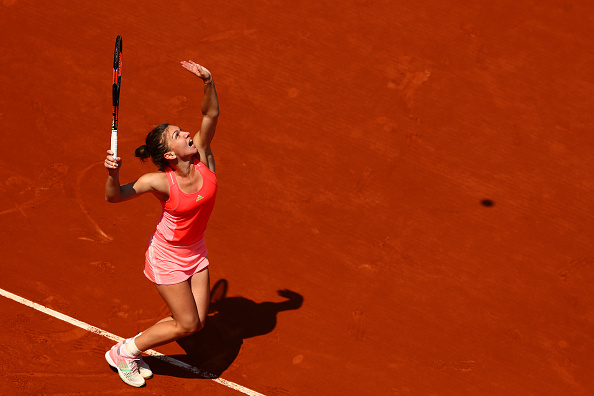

left=154, top=158, right=217, bottom=245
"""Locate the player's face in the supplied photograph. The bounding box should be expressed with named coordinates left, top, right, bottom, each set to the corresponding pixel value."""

left=165, top=125, right=197, bottom=158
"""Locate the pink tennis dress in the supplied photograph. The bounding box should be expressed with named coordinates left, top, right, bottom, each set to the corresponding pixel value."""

left=144, top=158, right=217, bottom=285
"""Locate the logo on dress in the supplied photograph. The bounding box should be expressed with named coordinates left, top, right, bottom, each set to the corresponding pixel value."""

left=196, top=195, right=204, bottom=202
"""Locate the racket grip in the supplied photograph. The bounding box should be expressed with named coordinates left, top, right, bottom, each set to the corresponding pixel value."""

left=111, top=129, right=118, bottom=158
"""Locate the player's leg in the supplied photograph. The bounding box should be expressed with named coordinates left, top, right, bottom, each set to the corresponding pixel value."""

left=189, top=267, right=211, bottom=329
left=136, top=267, right=210, bottom=330
left=119, top=270, right=209, bottom=380
left=148, top=267, right=210, bottom=326
left=105, top=280, right=198, bottom=386
left=134, top=279, right=201, bottom=351
left=108, top=267, right=210, bottom=384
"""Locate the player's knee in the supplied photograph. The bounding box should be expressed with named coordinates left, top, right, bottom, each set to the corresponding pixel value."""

left=177, top=317, right=203, bottom=336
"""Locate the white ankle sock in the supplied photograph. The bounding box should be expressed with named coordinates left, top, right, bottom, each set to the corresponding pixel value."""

left=124, top=337, right=143, bottom=357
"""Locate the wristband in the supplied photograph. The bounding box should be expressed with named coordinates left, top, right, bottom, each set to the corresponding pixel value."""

left=204, top=76, right=213, bottom=85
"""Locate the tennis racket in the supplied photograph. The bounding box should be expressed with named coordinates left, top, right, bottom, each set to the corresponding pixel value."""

left=111, top=35, right=122, bottom=158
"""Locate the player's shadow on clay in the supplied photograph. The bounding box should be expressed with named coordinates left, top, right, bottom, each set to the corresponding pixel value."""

left=145, top=279, right=303, bottom=379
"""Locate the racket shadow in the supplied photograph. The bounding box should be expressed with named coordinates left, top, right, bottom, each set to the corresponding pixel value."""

left=144, top=279, right=304, bottom=379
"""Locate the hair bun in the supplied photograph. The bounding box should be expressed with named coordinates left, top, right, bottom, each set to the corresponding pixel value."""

left=134, top=144, right=151, bottom=160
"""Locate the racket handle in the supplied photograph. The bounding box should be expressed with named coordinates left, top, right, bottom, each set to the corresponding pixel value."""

left=111, top=129, right=118, bottom=158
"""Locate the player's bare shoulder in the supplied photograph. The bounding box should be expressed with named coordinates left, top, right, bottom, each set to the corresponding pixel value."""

left=137, top=171, right=170, bottom=201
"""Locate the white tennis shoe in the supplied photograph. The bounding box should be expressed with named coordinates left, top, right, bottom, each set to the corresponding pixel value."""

left=105, top=341, right=146, bottom=387
left=123, top=335, right=153, bottom=379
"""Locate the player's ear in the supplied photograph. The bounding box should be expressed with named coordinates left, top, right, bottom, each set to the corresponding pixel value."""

left=164, top=151, right=176, bottom=160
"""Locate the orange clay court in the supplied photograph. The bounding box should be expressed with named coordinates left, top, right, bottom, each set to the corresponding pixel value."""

left=1, top=0, right=594, bottom=394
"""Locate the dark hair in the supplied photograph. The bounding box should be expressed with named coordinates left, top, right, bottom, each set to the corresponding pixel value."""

left=134, top=123, right=170, bottom=171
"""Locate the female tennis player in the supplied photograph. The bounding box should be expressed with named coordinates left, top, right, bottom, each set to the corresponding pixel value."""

left=103, top=60, right=219, bottom=387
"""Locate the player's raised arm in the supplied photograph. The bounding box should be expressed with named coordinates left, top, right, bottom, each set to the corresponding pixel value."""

left=180, top=60, right=219, bottom=172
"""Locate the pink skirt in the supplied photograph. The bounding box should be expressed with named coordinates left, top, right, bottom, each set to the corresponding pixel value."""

left=144, top=231, right=210, bottom=285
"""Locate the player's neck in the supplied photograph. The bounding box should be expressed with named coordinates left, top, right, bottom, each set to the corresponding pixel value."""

left=173, top=158, right=194, bottom=177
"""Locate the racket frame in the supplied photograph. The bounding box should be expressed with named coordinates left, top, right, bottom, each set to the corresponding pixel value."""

left=111, top=36, right=122, bottom=158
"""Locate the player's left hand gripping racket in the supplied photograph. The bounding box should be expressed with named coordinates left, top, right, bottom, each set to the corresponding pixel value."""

left=111, top=35, right=122, bottom=158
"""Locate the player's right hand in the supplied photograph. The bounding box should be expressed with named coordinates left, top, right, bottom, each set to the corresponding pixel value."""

left=105, top=150, right=121, bottom=170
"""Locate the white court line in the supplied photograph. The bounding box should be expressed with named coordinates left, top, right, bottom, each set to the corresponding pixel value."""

left=0, top=287, right=265, bottom=396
